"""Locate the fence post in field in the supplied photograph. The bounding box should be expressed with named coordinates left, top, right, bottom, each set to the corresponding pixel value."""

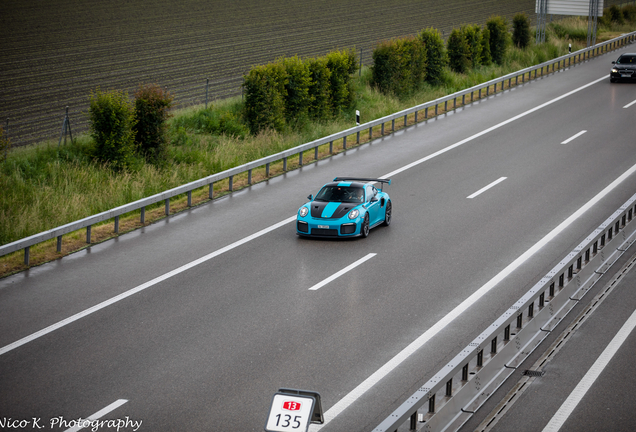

left=58, top=106, right=73, bottom=148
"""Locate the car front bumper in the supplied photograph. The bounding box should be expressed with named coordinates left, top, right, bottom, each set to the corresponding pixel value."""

left=296, top=217, right=362, bottom=237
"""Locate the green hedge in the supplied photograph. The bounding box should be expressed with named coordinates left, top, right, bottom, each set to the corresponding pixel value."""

left=512, top=13, right=531, bottom=48
left=486, top=15, right=509, bottom=65
left=372, top=36, right=427, bottom=97
left=418, top=28, right=447, bottom=84
left=243, top=49, right=356, bottom=134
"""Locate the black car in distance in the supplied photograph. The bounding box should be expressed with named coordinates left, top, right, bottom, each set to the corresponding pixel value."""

left=610, top=53, right=636, bottom=82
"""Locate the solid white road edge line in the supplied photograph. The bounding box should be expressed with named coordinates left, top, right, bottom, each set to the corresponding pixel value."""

left=64, top=399, right=128, bottom=432
left=541, top=308, right=636, bottom=432
left=467, top=177, right=507, bottom=199
left=0, top=217, right=297, bottom=356
left=308, top=253, right=377, bottom=291
left=561, top=130, right=587, bottom=144
left=309, top=162, right=636, bottom=431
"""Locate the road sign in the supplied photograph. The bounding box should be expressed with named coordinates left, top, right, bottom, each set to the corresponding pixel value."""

left=265, top=393, right=315, bottom=432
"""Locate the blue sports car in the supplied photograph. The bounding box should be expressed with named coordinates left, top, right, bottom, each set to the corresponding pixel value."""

left=296, top=177, right=392, bottom=238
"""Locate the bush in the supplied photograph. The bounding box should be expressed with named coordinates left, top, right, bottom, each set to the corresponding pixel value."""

left=512, top=13, right=531, bottom=48
left=609, top=5, right=625, bottom=25
left=306, top=57, right=332, bottom=121
left=243, top=63, right=287, bottom=134
left=326, top=49, right=356, bottom=114
left=480, top=26, right=492, bottom=65
left=372, top=36, right=427, bottom=97
left=134, top=84, right=173, bottom=164
left=280, top=56, right=312, bottom=124
left=418, top=27, right=448, bottom=84
left=89, top=89, right=137, bottom=170
left=487, top=15, right=509, bottom=64
left=623, top=5, right=636, bottom=23
left=447, top=28, right=470, bottom=73
left=462, top=25, right=483, bottom=68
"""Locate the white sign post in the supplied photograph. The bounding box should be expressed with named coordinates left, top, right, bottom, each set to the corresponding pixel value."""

left=265, top=393, right=315, bottom=432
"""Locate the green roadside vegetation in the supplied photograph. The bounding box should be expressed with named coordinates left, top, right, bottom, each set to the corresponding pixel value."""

left=2, top=9, right=636, bottom=277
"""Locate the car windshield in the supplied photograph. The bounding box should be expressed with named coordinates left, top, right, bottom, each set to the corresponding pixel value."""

left=617, top=55, right=636, bottom=64
left=314, top=186, right=364, bottom=203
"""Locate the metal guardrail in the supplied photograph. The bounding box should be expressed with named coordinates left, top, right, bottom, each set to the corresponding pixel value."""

left=2, top=31, right=635, bottom=264
left=373, top=192, right=636, bottom=432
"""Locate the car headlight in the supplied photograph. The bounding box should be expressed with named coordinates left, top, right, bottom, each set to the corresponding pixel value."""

left=348, top=209, right=359, bottom=219
left=299, top=206, right=309, bottom=217
left=612, top=68, right=619, bottom=73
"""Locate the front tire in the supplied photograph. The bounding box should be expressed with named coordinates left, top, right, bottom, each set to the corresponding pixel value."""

left=383, top=200, right=392, bottom=226
left=361, top=214, right=370, bottom=238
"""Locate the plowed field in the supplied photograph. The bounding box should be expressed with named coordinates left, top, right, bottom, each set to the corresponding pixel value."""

left=2, top=0, right=543, bottom=146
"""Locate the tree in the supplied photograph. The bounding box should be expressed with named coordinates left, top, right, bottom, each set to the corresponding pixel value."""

left=243, top=63, right=287, bottom=134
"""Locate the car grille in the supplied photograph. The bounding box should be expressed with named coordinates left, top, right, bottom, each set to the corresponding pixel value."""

left=619, top=69, right=634, bottom=75
left=340, top=224, right=356, bottom=234
left=297, top=221, right=308, bottom=233
left=312, top=228, right=338, bottom=236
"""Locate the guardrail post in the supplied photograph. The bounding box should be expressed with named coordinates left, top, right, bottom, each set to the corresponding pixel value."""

left=229, top=176, right=234, bottom=191
left=391, top=119, right=395, bottom=132
left=187, top=191, right=192, bottom=207
left=517, top=313, right=523, bottom=328
left=165, top=199, right=170, bottom=215
left=491, top=336, right=497, bottom=354
left=462, top=364, right=468, bottom=381
left=444, top=100, right=448, bottom=111
left=86, top=225, right=91, bottom=243
left=315, top=146, right=319, bottom=160
left=381, top=123, right=384, bottom=135
left=529, top=302, right=534, bottom=318
left=549, top=281, right=555, bottom=297
left=477, top=349, right=483, bottom=367
left=446, top=378, right=453, bottom=397
left=141, top=207, right=145, bottom=224
left=115, top=215, right=119, bottom=233
left=343, top=136, right=347, bottom=149
left=539, top=292, right=545, bottom=308
left=410, top=412, right=417, bottom=431
left=504, top=324, right=510, bottom=341
left=209, top=183, right=214, bottom=199
left=299, top=152, right=303, bottom=166
left=428, top=394, right=436, bottom=413
left=24, top=247, right=29, bottom=266
left=403, top=114, right=407, bottom=127
left=435, top=104, right=438, bottom=116
left=330, top=141, right=334, bottom=153
left=283, top=158, right=287, bottom=171
left=462, top=94, right=465, bottom=105
left=247, top=170, right=252, bottom=185
left=57, top=235, right=62, bottom=252
left=356, top=131, right=360, bottom=144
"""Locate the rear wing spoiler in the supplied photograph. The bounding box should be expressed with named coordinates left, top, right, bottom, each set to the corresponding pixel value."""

left=333, top=177, right=391, bottom=191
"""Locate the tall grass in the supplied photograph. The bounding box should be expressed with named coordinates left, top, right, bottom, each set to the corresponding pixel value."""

left=1, top=19, right=634, bottom=246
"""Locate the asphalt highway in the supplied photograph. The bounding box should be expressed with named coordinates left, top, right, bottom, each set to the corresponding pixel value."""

left=1, top=45, right=636, bottom=432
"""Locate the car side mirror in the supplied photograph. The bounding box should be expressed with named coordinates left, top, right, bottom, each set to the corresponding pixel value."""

left=307, top=194, right=313, bottom=201
left=612, top=61, right=616, bottom=64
